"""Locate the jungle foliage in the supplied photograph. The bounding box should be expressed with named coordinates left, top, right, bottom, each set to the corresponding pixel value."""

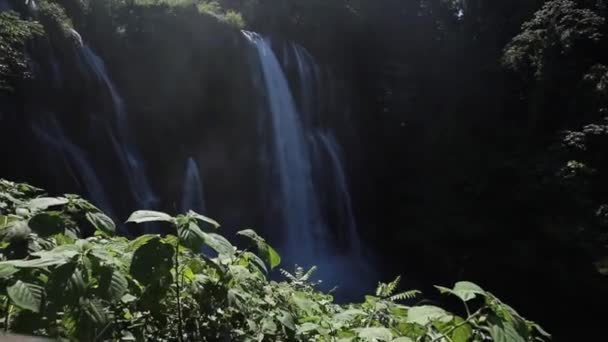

left=0, top=179, right=548, bottom=341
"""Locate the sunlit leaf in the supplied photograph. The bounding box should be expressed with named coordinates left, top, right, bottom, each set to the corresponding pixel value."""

left=126, top=210, right=174, bottom=224
left=86, top=212, right=116, bottom=236
left=407, top=305, right=451, bottom=325
left=25, top=197, right=69, bottom=211
left=357, top=327, right=393, bottom=341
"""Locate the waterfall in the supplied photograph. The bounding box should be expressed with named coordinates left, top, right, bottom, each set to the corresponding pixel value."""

left=181, top=157, right=206, bottom=213
left=79, top=45, right=158, bottom=209
left=31, top=115, right=115, bottom=217
left=243, top=31, right=370, bottom=296
left=313, top=130, right=361, bottom=254
left=243, top=31, right=326, bottom=264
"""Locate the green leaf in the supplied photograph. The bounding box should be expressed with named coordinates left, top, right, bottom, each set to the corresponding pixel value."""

left=80, top=297, right=107, bottom=326
left=130, top=237, right=174, bottom=286
left=451, top=317, right=473, bottom=342
left=0, top=264, right=18, bottom=278
left=266, top=244, right=281, bottom=269
left=407, top=305, right=451, bottom=325
left=46, top=262, right=84, bottom=306
left=0, top=219, right=31, bottom=241
left=126, top=210, right=174, bottom=224
left=28, top=211, right=65, bottom=237
left=357, top=327, right=393, bottom=341
left=86, top=212, right=115, bottom=236
left=391, top=338, right=414, bottom=342
left=487, top=316, right=526, bottom=342
left=435, top=281, right=486, bottom=302
left=187, top=210, right=220, bottom=229
left=121, top=293, right=137, bottom=304
left=333, top=308, right=366, bottom=323
left=296, top=322, right=320, bottom=334
left=178, top=222, right=206, bottom=250
left=99, top=266, right=128, bottom=302
left=2, top=247, right=78, bottom=268
left=278, top=310, right=295, bottom=331
left=25, top=197, right=68, bottom=211
left=7, top=280, right=43, bottom=312
left=237, top=229, right=264, bottom=242
left=202, top=232, right=234, bottom=256
left=127, top=234, right=157, bottom=252
left=237, top=229, right=281, bottom=269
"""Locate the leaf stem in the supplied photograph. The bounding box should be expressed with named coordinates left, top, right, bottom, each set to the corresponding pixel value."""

left=430, top=309, right=482, bottom=342
left=175, top=226, right=183, bottom=342
left=4, top=298, right=10, bottom=333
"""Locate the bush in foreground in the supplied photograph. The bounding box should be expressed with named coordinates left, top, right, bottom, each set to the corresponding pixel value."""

left=0, top=179, right=549, bottom=341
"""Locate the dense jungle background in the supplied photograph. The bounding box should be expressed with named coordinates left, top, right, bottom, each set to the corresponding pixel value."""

left=2, top=0, right=608, bottom=340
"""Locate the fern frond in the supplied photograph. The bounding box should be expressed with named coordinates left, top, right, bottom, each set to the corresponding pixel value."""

left=375, top=282, right=385, bottom=297
left=386, top=276, right=401, bottom=297
left=280, top=268, right=297, bottom=282
left=301, top=266, right=317, bottom=281
left=389, top=290, right=421, bottom=302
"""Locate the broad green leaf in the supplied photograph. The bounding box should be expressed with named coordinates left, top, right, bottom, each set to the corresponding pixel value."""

left=333, top=309, right=366, bottom=323
left=357, top=327, right=393, bottom=341
left=407, top=305, right=451, bottom=325
left=109, top=270, right=128, bottom=301
left=297, top=322, right=320, bottom=334
left=278, top=310, right=295, bottom=331
left=266, top=244, right=281, bottom=269
left=488, top=316, right=526, bottom=342
left=25, top=197, right=68, bottom=211
left=80, top=297, right=107, bottom=326
left=262, top=317, right=277, bottom=334
left=130, top=237, right=174, bottom=286
left=0, top=219, right=31, bottom=241
left=127, top=234, right=157, bottom=252
left=121, top=293, right=137, bottom=304
left=178, top=222, right=206, bottom=249
left=391, top=338, right=414, bottom=342
left=187, top=210, right=220, bottom=229
left=451, top=317, right=473, bottom=342
left=238, top=229, right=281, bottom=269
left=99, top=266, right=128, bottom=302
left=126, top=210, right=174, bottom=224
left=7, top=280, right=43, bottom=312
left=86, top=212, right=116, bottom=235
left=202, top=232, right=234, bottom=256
left=0, top=264, right=18, bottom=278
left=0, top=215, right=18, bottom=228
left=435, top=281, right=486, bottom=302
left=1, top=247, right=77, bottom=268
left=237, top=229, right=264, bottom=242
left=46, top=262, right=85, bottom=305
left=28, top=211, right=65, bottom=237
left=292, top=292, right=319, bottom=314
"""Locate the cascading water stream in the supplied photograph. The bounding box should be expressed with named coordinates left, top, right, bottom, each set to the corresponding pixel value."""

left=79, top=45, right=158, bottom=209
left=243, top=31, right=326, bottom=265
left=243, top=31, right=371, bottom=296
left=181, top=157, right=206, bottom=214
left=313, top=130, right=361, bottom=254
left=31, top=115, right=115, bottom=217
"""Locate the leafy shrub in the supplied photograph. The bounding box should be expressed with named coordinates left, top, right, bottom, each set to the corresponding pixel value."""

left=222, top=10, right=245, bottom=29
left=0, top=179, right=549, bottom=341
left=0, top=12, right=43, bottom=91
left=503, top=0, right=604, bottom=80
